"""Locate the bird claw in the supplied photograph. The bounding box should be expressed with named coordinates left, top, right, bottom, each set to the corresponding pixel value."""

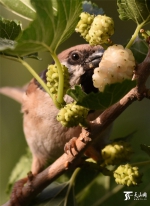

left=9, top=172, right=34, bottom=206
left=10, top=177, right=27, bottom=206
left=64, top=137, right=78, bottom=156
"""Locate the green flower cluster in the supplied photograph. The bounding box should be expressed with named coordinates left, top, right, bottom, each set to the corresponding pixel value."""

left=114, top=164, right=142, bottom=186
left=57, top=102, right=89, bottom=127
left=101, top=141, right=133, bottom=165
left=75, top=12, right=114, bottom=45
left=46, top=64, right=70, bottom=96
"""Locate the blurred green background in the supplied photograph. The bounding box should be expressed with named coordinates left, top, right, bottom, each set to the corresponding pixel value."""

left=0, top=0, right=150, bottom=205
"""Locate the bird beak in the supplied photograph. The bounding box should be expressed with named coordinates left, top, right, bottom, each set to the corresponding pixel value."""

left=83, top=49, right=104, bottom=71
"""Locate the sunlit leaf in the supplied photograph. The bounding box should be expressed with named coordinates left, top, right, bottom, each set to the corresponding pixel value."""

left=0, top=0, right=36, bottom=20
left=0, top=37, right=16, bottom=50
left=117, top=0, right=150, bottom=25
left=3, top=0, right=82, bottom=56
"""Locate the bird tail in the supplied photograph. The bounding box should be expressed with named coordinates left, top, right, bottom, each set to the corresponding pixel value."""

left=0, top=85, right=27, bottom=104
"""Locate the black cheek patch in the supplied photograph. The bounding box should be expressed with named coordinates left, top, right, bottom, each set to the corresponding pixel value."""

left=80, top=70, right=98, bottom=94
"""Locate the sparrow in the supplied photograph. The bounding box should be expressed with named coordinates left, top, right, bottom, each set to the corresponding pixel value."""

left=0, top=44, right=112, bottom=174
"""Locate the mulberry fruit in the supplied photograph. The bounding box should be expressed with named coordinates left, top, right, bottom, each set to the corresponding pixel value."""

left=92, top=44, right=136, bottom=92
left=114, top=164, right=142, bottom=186
left=46, top=64, right=70, bottom=96
left=101, top=141, right=133, bottom=165
left=88, top=15, right=114, bottom=45
left=57, top=102, right=89, bottom=127
left=75, top=12, right=94, bottom=39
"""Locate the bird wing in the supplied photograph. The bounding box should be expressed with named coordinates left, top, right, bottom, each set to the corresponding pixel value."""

left=0, top=84, right=28, bottom=104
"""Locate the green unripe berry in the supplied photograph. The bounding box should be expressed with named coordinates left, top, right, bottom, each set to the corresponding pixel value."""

left=87, top=15, right=114, bottom=45
left=101, top=141, right=133, bottom=165
left=57, top=102, right=89, bottom=127
left=114, top=164, right=142, bottom=186
left=46, top=64, right=70, bottom=96
left=76, top=13, right=114, bottom=46
left=75, top=12, right=94, bottom=39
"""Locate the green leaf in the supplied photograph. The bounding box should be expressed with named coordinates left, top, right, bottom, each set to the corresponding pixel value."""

left=0, top=17, right=41, bottom=59
left=0, top=17, right=21, bottom=51
left=130, top=35, right=149, bottom=63
left=75, top=164, right=101, bottom=196
left=75, top=167, right=109, bottom=206
left=67, top=85, right=87, bottom=102
left=64, top=186, right=77, bottom=206
left=0, top=37, right=16, bottom=50
left=117, top=0, right=150, bottom=25
left=141, top=144, right=150, bottom=156
left=0, top=17, right=22, bottom=40
left=4, top=0, right=82, bottom=56
left=30, top=182, right=69, bottom=206
left=6, top=148, right=32, bottom=194
left=0, top=0, right=36, bottom=20
left=67, top=80, right=136, bottom=110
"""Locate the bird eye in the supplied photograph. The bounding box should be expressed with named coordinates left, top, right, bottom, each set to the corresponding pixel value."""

left=71, top=52, right=80, bottom=61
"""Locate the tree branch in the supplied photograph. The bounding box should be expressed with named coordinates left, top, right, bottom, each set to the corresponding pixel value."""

left=3, top=39, right=150, bottom=206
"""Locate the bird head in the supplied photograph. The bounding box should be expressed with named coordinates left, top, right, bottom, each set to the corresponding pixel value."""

left=58, top=44, right=104, bottom=93
left=37, top=44, right=104, bottom=94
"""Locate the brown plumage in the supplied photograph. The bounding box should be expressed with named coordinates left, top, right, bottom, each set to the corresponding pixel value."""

left=0, top=44, right=112, bottom=174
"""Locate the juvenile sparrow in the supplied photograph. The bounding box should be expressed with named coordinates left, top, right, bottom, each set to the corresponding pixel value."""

left=0, top=44, right=111, bottom=174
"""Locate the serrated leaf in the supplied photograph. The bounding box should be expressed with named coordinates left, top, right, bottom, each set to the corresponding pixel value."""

left=141, top=144, right=150, bottom=156
left=0, top=17, right=21, bottom=51
left=82, top=1, right=104, bottom=15
left=4, top=0, right=82, bottom=57
left=0, top=37, right=16, bottom=50
left=7, top=148, right=32, bottom=194
left=0, top=0, right=36, bottom=20
left=130, top=35, right=149, bottom=63
left=117, top=0, right=150, bottom=25
left=67, top=80, right=136, bottom=110
left=0, top=17, right=40, bottom=59
left=0, top=17, right=22, bottom=40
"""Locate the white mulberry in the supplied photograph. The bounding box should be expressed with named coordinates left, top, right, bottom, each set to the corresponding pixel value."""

left=75, top=13, right=114, bottom=46
left=88, top=15, right=114, bottom=45
left=92, top=44, right=136, bottom=92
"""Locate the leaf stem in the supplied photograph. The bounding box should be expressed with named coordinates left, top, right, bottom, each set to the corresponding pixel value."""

left=91, top=185, right=124, bottom=206
left=125, top=24, right=143, bottom=49
left=125, top=16, right=150, bottom=49
left=64, top=167, right=81, bottom=206
left=131, top=160, right=150, bottom=167
left=51, top=52, right=65, bottom=105
left=17, top=58, right=53, bottom=98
